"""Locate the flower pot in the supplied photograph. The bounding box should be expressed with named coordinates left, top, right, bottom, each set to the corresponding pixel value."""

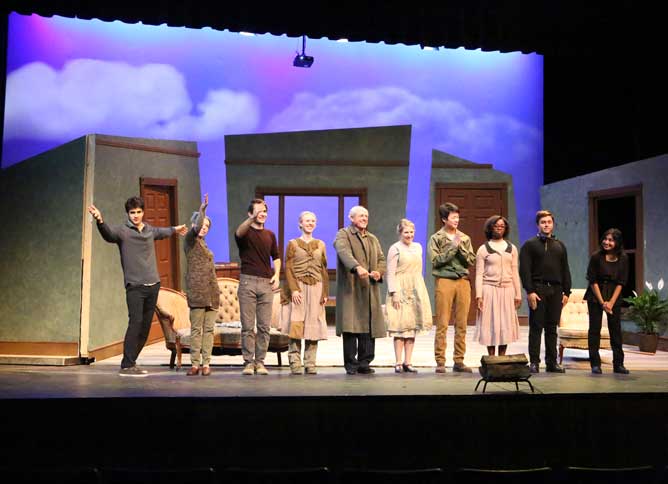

left=637, top=333, right=659, bottom=353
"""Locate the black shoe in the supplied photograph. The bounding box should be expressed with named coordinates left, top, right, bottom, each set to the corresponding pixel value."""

left=529, top=363, right=539, bottom=374
left=119, top=366, right=149, bottom=377
left=546, top=364, right=566, bottom=373
left=591, top=366, right=602, bottom=374
left=345, top=368, right=358, bottom=375
left=394, top=364, right=404, bottom=373
left=452, top=363, right=473, bottom=373
left=613, top=366, right=630, bottom=374
left=358, top=367, right=375, bottom=374
left=402, top=363, right=418, bottom=373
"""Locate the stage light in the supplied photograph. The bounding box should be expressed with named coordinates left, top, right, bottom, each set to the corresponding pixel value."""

left=293, top=35, right=314, bottom=68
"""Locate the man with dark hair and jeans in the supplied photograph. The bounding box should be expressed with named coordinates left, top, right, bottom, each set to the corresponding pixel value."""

left=429, top=202, right=476, bottom=373
left=520, top=209, right=572, bottom=374
left=235, top=198, right=281, bottom=376
left=88, top=197, right=187, bottom=377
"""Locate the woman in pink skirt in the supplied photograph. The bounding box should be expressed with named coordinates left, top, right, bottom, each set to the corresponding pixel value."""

left=474, top=215, right=521, bottom=356
left=280, top=211, right=329, bottom=375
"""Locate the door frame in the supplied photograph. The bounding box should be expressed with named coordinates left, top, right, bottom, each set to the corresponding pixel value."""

left=140, top=177, right=181, bottom=290
left=588, top=184, right=643, bottom=294
left=434, top=182, right=509, bottom=229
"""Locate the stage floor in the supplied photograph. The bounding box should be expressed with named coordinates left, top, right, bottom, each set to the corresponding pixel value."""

left=1, top=327, right=667, bottom=399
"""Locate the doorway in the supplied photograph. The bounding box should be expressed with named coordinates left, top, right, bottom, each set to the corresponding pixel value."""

left=140, top=178, right=180, bottom=290
left=588, top=185, right=643, bottom=300
left=435, top=183, right=508, bottom=324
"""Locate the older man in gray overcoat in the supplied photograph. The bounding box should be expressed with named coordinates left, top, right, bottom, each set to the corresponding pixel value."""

left=334, top=205, right=386, bottom=374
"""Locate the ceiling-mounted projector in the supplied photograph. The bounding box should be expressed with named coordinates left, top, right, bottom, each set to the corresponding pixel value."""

left=293, top=35, right=314, bottom=68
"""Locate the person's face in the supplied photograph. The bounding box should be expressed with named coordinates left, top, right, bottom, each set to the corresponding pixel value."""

left=250, top=203, right=268, bottom=225
left=300, top=214, right=316, bottom=235
left=443, top=212, right=459, bottom=231
left=127, top=207, right=144, bottom=226
left=537, top=216, right=554, bottom=236
left=400, top=226, right=415, bottom=245
left=492, top=219, right=506, bottom=240
left=601, top=233, right=616, bottom=252
left=197, top=219, right=210, bottom=237
left=350, top=210, right=369, bottom=231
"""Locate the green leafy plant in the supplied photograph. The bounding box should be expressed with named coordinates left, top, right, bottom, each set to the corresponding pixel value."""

left=623, top=278, right=668, bottom=334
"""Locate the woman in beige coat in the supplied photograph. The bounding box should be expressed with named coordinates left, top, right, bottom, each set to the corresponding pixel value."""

left=280, top=211, right=329, bottom=375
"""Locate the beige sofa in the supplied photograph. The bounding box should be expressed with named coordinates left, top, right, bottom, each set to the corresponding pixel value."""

left=154, top=277, right=289, bottom=368
left=557, top=288, right=610, bottom=364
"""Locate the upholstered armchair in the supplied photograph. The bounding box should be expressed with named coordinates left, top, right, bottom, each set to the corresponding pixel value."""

left=558, top=288, right=610, bottom=364
left=154, top=287, right=191, bottom=369
left=157, top=277, right=289, bottom=369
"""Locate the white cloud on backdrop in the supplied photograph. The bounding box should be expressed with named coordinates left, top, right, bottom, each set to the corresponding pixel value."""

left=5, top=63, right=541, bottom=172
left=266, top=86, right=541, bottom=166
left=4, top=59, right=260, bottom=141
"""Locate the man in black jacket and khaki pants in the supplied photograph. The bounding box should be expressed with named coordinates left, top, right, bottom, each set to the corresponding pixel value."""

left=520, top=210, right=572, bottom=374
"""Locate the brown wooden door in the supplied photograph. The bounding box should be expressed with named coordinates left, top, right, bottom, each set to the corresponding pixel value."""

left=435, top=183, right=508, bottom=324
left=141, top=179, right=180, bottom=290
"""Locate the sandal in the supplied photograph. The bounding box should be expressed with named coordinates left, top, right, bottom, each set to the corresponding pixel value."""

left=402, top=363, right=418, bottom=373
left=394, top=364, right=404, bottom=373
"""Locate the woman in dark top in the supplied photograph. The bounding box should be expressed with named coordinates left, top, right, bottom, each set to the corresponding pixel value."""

left=584, top=228, right=629, bottom=374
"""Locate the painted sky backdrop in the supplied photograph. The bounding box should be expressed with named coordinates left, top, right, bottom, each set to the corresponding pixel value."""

left=3, top=13, right=543, bottom=259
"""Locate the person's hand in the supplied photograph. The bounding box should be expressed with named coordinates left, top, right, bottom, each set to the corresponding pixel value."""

left=174, top=224, right=188, bottom=236
left=562, top=294, right=569, bottom=307
left=476, top=297, right=483, bottom=311
left=270, top=275, right=279, bottom=291
left=202, top=193, right=209, bottom=209
left=391, top=293, right=401, bottom=310
left=88, top=205, right=103, bottom=223
left=514, top=298, right=522, bottom=310
left=602, top=301, right=613, bottom=314
left=370, top=270, right=381, bottom=281
left=356, top=266, right=369, bottom=279
left=251, top=204, right=263, bottom=222
left=528, top=292, right=541, bottom=310
left=320, top=296, right=328, bottom=306
left=292, top=291, right=303, bottom=305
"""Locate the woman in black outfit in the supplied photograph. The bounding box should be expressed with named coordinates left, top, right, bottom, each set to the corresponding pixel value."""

left=584, top=228, right=630, bottom=374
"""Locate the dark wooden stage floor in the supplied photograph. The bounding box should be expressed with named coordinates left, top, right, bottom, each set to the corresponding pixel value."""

left=1, top=364, right=668, bottom=399
left=1, top=364, right=667, bottom=477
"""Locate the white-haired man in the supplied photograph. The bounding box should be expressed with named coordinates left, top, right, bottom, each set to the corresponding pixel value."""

left=334, top=206, right=386, bottom=374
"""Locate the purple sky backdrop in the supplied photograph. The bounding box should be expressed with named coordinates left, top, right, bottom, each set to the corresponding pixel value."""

left=3, top=13, right=543, bottom=259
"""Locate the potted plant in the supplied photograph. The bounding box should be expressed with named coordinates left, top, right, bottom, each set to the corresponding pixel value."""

left=623, top=278, right=668, bottom=353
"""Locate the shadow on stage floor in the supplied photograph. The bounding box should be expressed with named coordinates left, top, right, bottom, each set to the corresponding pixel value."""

left=1, top=363, right=667, bottom=479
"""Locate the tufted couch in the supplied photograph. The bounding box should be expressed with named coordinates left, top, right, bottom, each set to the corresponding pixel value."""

left=154, top=277, right=289, bottom=368
left=557, top=288, right=610, bottom=364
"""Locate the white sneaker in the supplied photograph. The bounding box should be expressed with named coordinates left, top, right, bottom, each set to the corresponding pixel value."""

left=255, top=362, right=269, bottom=375
left=241, top=363, right=255, bottom=376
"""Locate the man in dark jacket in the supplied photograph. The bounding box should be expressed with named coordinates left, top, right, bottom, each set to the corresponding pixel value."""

left=334, top=206, right=386, bottom=375
left=520, top=210, right=572, bottom=374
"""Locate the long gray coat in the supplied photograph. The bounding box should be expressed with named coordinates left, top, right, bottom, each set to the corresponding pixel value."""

left=333, top=225, right=387, bottom=338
